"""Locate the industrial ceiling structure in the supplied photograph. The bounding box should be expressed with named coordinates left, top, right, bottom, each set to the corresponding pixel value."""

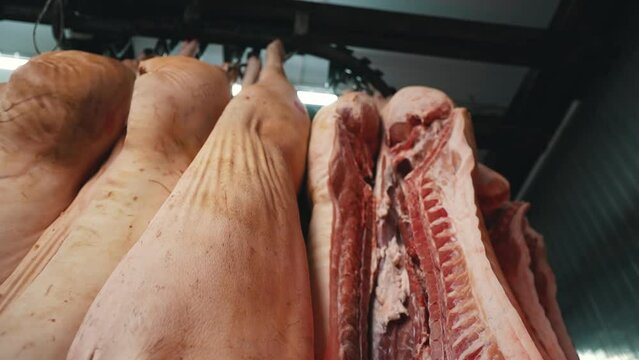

left=0, top=0, right=624, bottom=194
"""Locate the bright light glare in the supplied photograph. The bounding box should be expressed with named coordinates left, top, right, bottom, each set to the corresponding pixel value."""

left=231, top=84, right=337, bottom=106
left=577, top=349, right=635, bottom=360
left=296, top=90, right=338, bottom=106
left=231, top=83, right=242, bottom=96
left=0, top=54, right=28, bottom=71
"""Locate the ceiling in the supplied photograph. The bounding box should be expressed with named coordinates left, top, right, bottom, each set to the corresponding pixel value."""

left=1, top=18, right=527, bottom=113
left=1, top=0, right=562, bottom=107
left=300, top=0, right=560, bottom=28
left=0, top=0, right=571, bottom=192
left=0, top=0, right=563, bottom=102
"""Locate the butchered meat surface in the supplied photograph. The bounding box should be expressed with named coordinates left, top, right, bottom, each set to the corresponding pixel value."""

left=371, top=86, right=543, bottom=359
left=307, top=92, right=380, bottom=360
left=489, top=202, right=568, bottom=360
left=523, top=219, right=580, bottom=360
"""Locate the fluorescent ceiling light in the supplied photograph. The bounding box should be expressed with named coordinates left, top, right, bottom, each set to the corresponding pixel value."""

left=231, top=84, right=337, bottom=106
left=577, top=350, right=635, bottom=360
left=0, top=54, right=28, bottom=71
left=296, top=90, right=337, bottom=106
left=231, top=83, right=242, bottom=96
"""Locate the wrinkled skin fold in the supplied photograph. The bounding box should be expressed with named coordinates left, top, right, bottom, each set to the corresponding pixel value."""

left=68, top=40, right=313, bottom=360
left=0, top=56, right=230, bottom=360
left=0, top=52, right=135, bottom=283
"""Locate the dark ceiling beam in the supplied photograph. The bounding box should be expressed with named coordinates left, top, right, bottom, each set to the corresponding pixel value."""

left=495, top=0, right=622, bottom=193
left=2, top=0, right=607, bottom=178
left=285, top=1, right=546, bottom=67
left=1, top=0, right=548, bottom=67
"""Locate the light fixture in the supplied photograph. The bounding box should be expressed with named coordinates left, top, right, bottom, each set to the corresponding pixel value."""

left=0, top=54, right=29, bottom=71
left=231, top=84, right=337, bottom=106
left=296, top=90, right=338, bottom=106
left=577, top=349, right=635, bottom=360
left=231, top=83, right=242, bottom=96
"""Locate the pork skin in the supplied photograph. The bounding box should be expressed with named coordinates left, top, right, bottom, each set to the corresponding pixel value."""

left=67, top=40, right=313, bottom=360
left=0, top=51, right=134, bottom=282
left=0, top=56, right=230, bottom=359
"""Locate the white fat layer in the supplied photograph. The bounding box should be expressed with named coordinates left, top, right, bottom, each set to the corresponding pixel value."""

left=375, top=161, right=394, bottom=219
left=371, top=236, right=410, bottom=351
left=402, top=122, right=434, bottom=163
